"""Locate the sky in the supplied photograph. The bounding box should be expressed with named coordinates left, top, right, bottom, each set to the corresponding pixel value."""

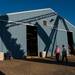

left=0, top=0, right=75, bottom=25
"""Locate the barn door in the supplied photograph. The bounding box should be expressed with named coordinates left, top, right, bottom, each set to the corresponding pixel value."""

left=67, top=31, right=74, bottom=54
left=27, top=25, right=38, bottom=56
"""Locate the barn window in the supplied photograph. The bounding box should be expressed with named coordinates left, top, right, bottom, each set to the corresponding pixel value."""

left=50, top=19, right=54, bottom=22
left=43, top=20, right=47, bottom=26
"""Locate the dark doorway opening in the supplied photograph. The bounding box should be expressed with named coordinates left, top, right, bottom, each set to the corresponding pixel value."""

left=27, top=25, right=38, bottom=56
left=67, top=31, right=74, bottom=54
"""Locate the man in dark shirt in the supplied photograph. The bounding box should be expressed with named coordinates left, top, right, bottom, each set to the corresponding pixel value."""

left=62, top=45, right=68, bottom=64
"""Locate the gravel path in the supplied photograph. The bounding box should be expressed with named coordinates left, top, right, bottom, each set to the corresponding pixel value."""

left=0, top=56, right=75, bottom=75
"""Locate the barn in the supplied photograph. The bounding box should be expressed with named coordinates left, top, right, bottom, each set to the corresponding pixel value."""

left=0, top=8, right=75, bottom=58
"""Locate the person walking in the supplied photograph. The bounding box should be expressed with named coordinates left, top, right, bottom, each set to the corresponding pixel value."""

left=55, top=45, right=61, bottom=63
left=62, top=45, right=68, bottom=64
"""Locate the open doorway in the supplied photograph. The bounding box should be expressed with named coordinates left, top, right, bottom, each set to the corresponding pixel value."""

left=67, top=31, right=74, bottom=54
left=27, top=25, right=38, bottom=56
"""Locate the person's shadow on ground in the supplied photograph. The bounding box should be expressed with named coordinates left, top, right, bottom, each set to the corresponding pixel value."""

left=0, top=71, right=5, bottom=75
left=26, top=57, right=75, bottom=67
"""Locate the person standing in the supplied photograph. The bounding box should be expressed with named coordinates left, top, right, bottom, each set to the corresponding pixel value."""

left=6, top=50, right=12, bottom=60
left=62, top=45, right=68, bottom=64
left=55, top=45, right=61, bottom=63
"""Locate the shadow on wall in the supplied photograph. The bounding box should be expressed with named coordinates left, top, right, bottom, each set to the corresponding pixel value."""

left=35, top=15, right=70, bottom=56
left=35, top=16, right=59, bottom=56
left=0, top=15, right=24, bottom=59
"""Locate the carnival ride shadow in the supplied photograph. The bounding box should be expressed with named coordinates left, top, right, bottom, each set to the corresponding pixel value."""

left=34, top=15, right=69, bottom=56
left=0, top=15, right=24, bottom=59
left=35, top=20, right=58, bottom=56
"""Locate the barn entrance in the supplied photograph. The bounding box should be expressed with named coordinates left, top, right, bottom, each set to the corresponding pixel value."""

left=27, top=25, right=38, bottom=56
left=67, top=31, right=74, bottom=54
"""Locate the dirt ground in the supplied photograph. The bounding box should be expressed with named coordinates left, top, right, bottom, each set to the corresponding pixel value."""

left=0, top=55, right=75, bottom=75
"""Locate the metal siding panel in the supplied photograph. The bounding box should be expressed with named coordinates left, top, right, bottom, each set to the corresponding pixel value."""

left=8, top=8, right=54, bottom=22
left=56, top=30, right=69, bottom=55
left=8, top=25, right=27, bottom=56
left=0, top=37, right=8, bottom=53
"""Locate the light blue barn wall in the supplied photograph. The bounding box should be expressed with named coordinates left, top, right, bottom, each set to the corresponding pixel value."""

left=35, top=18, right=69, bottom=56
left=0, top=8, right=75, bottom=57
left=66, top=21, right=75, bottom=47
left=0, top=37, right=8, bottom=52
